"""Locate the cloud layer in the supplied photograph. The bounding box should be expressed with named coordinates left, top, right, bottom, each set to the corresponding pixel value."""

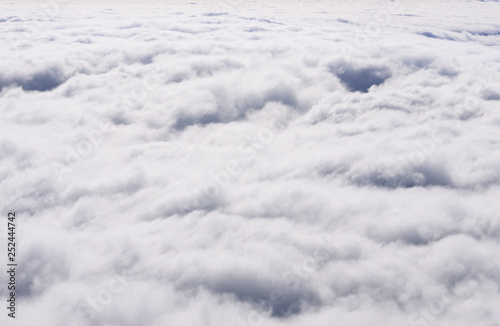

left=1, top=0, right=500, bottom=325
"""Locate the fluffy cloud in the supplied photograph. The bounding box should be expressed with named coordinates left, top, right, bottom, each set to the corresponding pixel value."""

left=1, top=0, right=500, bottom=325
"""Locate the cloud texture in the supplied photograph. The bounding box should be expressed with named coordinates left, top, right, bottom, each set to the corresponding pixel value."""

left=1, top=0, right=500, bottom=325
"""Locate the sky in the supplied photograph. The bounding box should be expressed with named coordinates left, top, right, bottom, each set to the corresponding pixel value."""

left=1, top=0, right=500, bottom=325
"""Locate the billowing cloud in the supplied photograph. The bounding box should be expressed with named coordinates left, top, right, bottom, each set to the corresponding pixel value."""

left=1, top=0, right=500, bottom=325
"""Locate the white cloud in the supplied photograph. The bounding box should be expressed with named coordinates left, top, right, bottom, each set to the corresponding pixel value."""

left=1, top=0, right=500, bottom=325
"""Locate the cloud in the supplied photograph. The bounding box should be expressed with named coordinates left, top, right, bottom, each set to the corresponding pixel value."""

left=2, top=1, right=500, bottom=326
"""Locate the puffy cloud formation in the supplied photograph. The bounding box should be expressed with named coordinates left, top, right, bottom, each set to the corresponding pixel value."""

left=1, top=0, right=500, bottom=325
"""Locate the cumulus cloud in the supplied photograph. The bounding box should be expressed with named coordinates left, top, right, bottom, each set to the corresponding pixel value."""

left=1, top=0, right=500, bottom=325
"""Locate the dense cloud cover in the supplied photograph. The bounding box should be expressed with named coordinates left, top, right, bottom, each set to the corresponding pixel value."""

left=1, top=0, right=500, bottom=325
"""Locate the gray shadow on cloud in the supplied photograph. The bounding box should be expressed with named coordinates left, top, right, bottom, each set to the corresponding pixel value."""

left=418, top=31, right=456, bottom=41
left=203, top=12, right=228, bottom=17
left=328, top=62, right=391, bottom=93
left=348, top=161, right=452, bottom=189
left=173, top=83, right=299, bottom=130
left=17, top=244, right=69, bottom=297
left=178, top=270, right=322, bottom=318
left=481, top=89, right=500, bottom=100
left=1, top=66, right=68, bottom=92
